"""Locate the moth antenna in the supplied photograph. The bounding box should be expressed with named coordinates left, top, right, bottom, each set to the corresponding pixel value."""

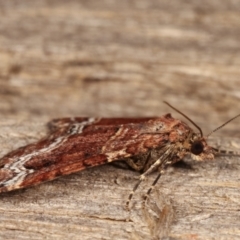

left=163, top=101, right=203, bottom=137
left=207, top=113, right=240, bottom=138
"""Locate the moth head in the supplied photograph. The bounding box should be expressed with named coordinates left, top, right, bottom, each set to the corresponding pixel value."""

left=191, top=139, right=204, bottom=155
left=164, top=101, right=240, bottom=160
left=189, top=136, right=215, bottom=161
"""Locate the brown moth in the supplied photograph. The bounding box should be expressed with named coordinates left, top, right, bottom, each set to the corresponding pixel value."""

left=0, top=102, right=239, bottom=209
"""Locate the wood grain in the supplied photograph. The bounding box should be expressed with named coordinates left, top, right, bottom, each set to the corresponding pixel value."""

left=0, top=0, right=240, bottom=239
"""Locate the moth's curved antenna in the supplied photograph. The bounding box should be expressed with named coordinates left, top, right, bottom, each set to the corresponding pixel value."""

left=163, top=101, right=203, bottom=137
left=207, top=113, right=240, bottom=138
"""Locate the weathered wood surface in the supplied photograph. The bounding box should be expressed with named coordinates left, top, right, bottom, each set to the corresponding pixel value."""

left=0, top=0, right=240, bottom=239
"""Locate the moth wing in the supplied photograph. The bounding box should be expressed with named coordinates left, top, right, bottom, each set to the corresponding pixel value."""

left=0, top=117, right=166, bottom=192
left=48, top=117, right=159, bottom=135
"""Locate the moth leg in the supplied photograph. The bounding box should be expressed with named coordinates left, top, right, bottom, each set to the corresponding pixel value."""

left=126, top=146, right=174, bottom=209
left=125, top=152, right=151, bottom=172
left=213, top=147, right=240, bottom=156
left=125, top=158, right=145, bottom=172
left=142, top=165, right=168, bottom=205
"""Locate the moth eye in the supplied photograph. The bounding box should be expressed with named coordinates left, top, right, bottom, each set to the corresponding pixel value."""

left=191, top=141, right=204, bottom=155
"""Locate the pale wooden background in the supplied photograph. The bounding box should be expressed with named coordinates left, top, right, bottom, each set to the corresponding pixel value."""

left=0, top=0, right=240, bottom=239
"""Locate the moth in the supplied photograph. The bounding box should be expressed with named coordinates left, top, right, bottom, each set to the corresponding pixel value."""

left=0, top=102, right=239, bottom=209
